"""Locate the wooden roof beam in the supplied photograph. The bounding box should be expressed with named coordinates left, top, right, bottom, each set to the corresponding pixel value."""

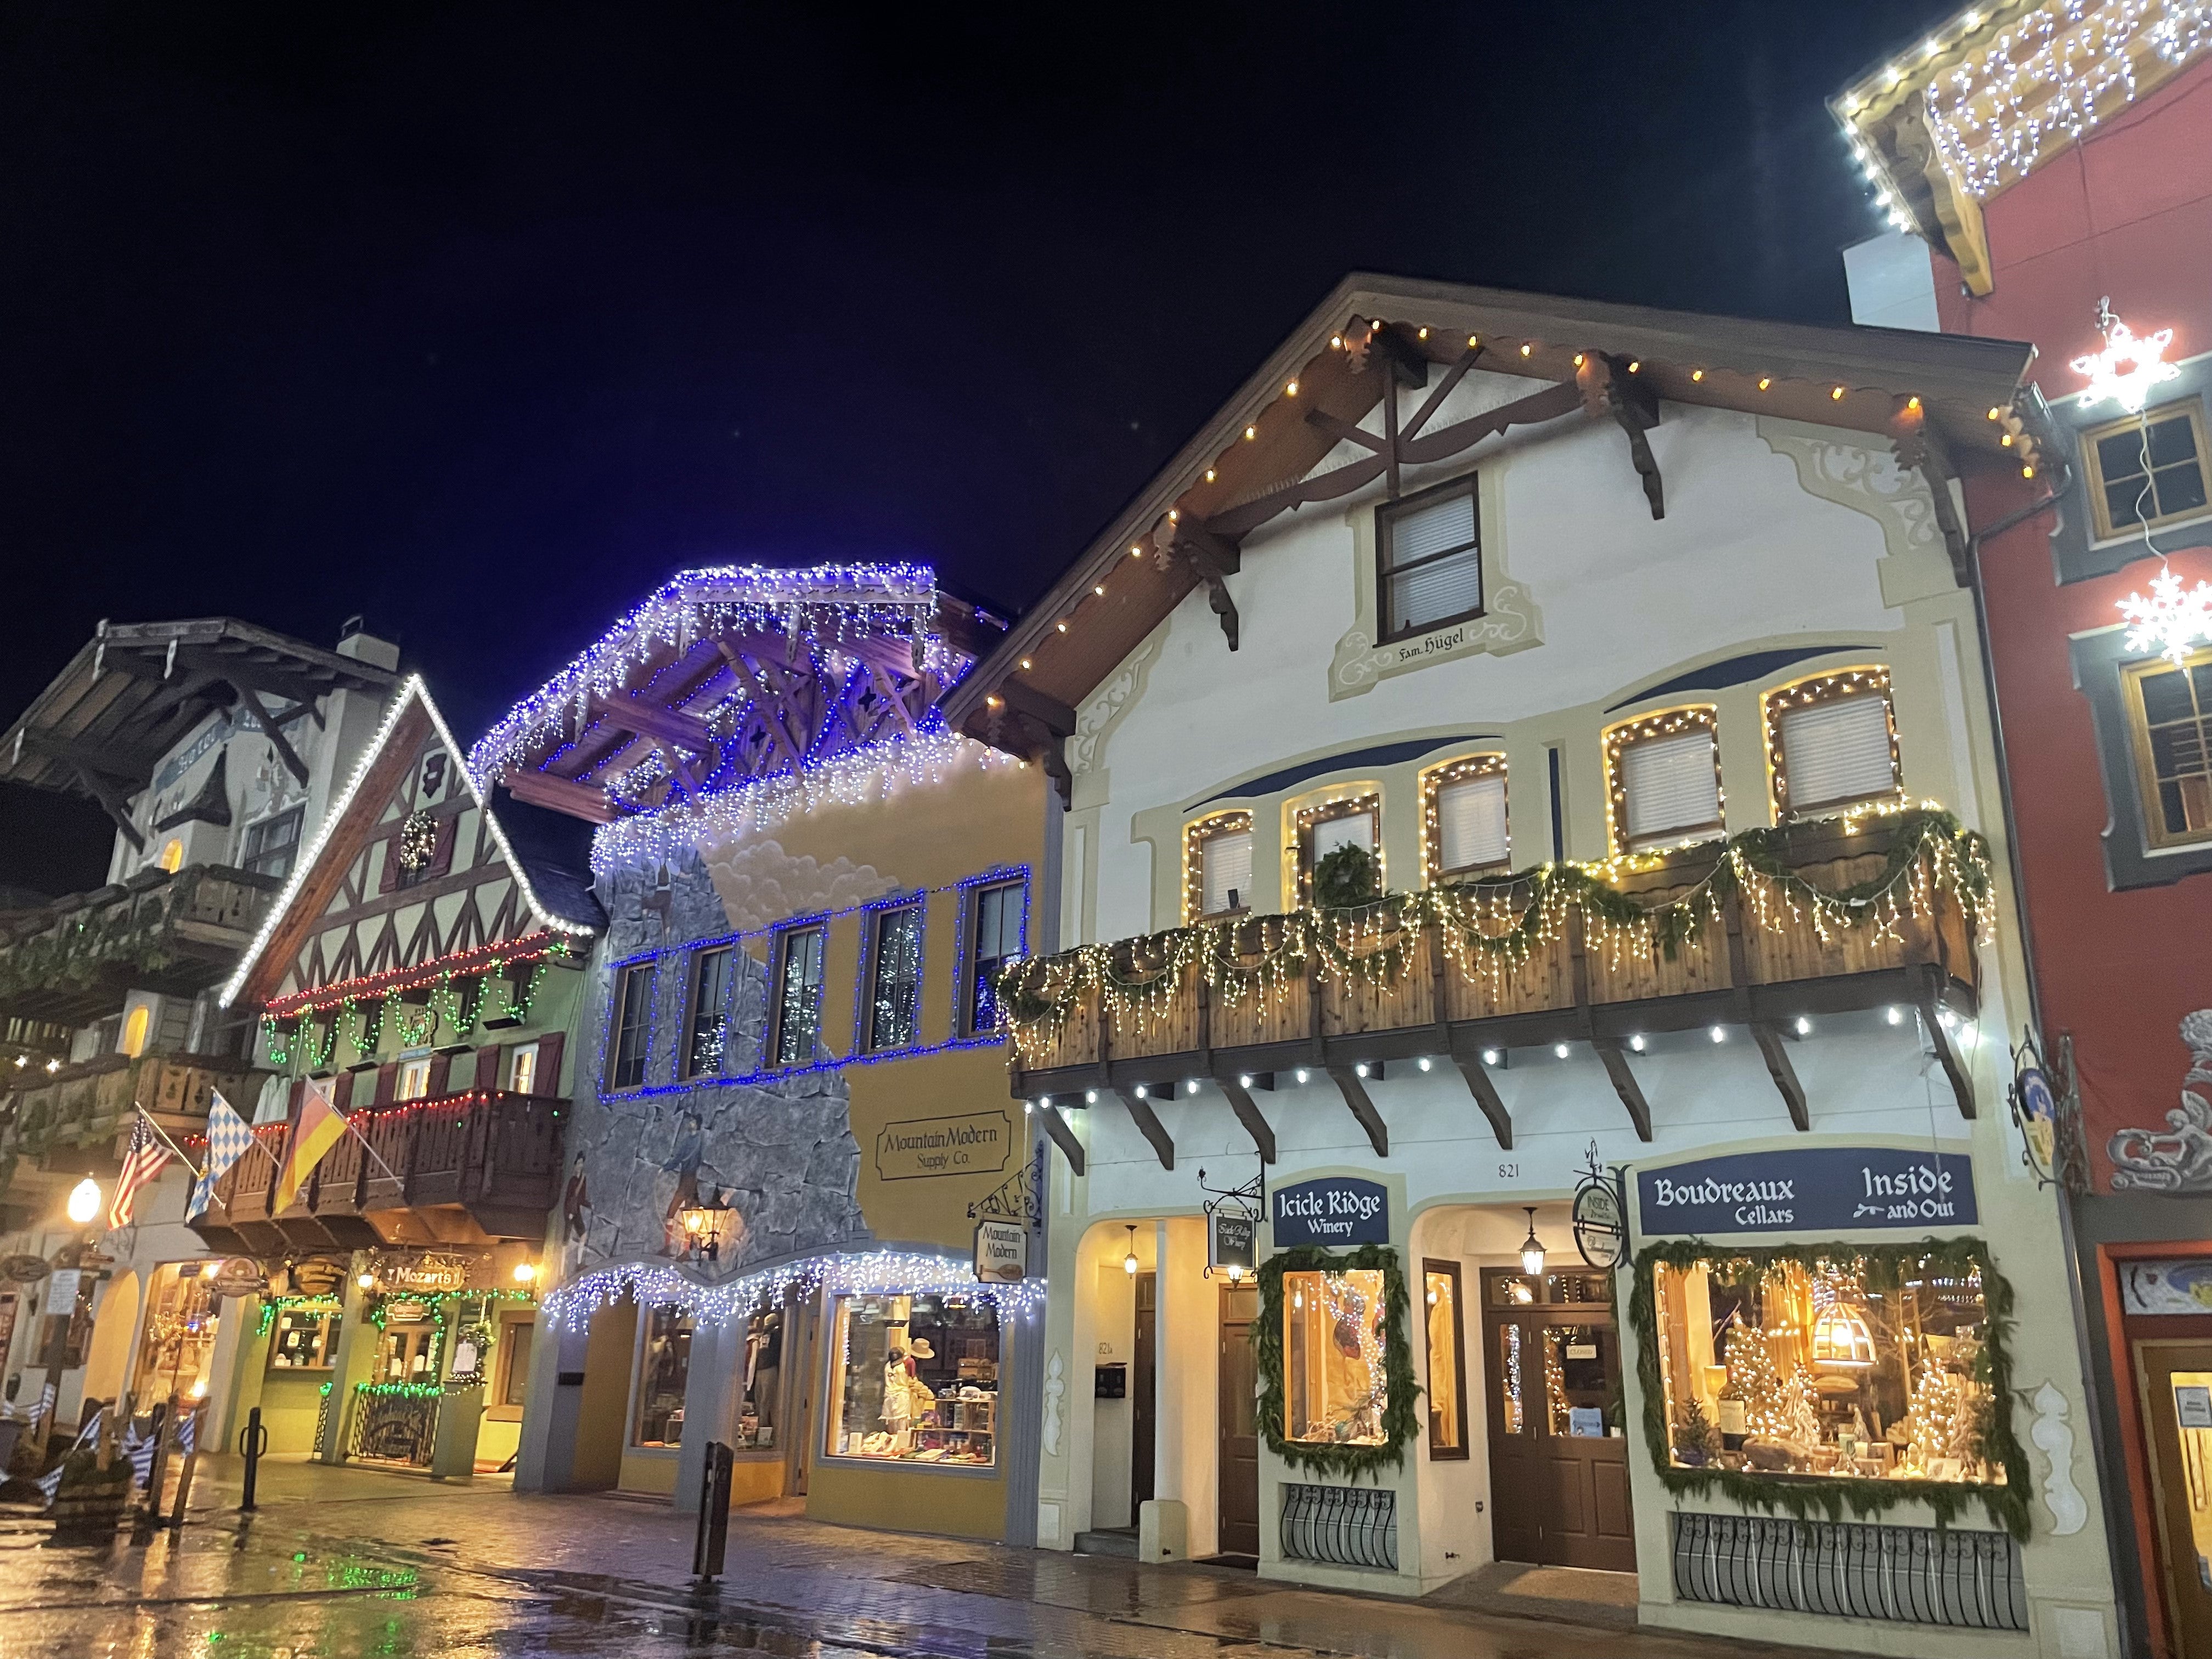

left=1116, top=1087, right=1176, bottom=1171
left=589, top=690, right=718, bottom=758
left=1217, top=1074, right=1276, bottom=1164
left=233, top=681, right=311, bottom=784
left=1452, top=1055, right=1513, bottom=1149
left=1750, top=1023, right=1810, bottom=1132
left=499, top=769, right=617, bottom=825
left=1038, top=1102, right=1085, bottom=1177
left=1327, top=1065, right=1389, bottom=1158
left=1592, top=1037, right=1654, bottom=1142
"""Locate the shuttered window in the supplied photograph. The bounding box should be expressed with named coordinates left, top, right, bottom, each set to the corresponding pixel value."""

left=1200, top=829, right=1254, bottom=916
left=1437, top=773, right=1509, bottom=872
left=1621, top=730, right=1722, bottom=845
left=1779, top=695, right=1896, bottom=813
left=1380, top=482, right=1482, bottom=639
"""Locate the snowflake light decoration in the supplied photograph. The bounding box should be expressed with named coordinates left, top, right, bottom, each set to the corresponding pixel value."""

left=2119, top=566, right=2212, bottom=665
left=2072, top=303, right=2180, bottom=413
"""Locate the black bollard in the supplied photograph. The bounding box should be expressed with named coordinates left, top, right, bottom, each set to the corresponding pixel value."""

left=691, top=1441, right=733, bottom=1584
left=238, top=1407, right=269, bottom=1513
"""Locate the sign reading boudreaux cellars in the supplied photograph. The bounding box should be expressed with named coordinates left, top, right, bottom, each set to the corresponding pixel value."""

left=1269, top=1176, right=1389, bottom=1246
left=1637, top=1146, right=1977, bottom=1236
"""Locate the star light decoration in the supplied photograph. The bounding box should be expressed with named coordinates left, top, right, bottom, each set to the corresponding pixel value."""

left=2071, top=303, right=2180, bottom=414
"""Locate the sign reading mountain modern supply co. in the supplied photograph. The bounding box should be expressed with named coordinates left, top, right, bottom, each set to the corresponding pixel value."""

left=1270, top=1177, right=1390, bottom=1246
left=1637, top=1147, right=1976, bottom=1235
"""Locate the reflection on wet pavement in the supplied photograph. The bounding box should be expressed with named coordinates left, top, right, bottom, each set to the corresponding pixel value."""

left=0, top=1457, right=1852, bottom=1659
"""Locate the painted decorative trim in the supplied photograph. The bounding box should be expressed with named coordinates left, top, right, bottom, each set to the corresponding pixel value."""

left=1041, top=1350, right=1065, bottom=1458
left=1760, top=666, right=1904, bottom=821
left=2069, top=625, right=2212, bottom=890
left=2028, top=1381, right=2088, bottom=1537
left=1329, top=468, right=1541, bottom=701
left=1601, top=704, right=1723, bottom=856
left=1758, top=417, right=1943, bottom=563
left=1067, top=637, right=1158, bottom=779
left=1418, top=753, right=1508, bottom=885
left=1182, top=811, right=1253, bottom=924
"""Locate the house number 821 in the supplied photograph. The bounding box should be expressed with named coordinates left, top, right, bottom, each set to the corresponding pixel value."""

left=1498, top=1162, right=1519, bottom=1180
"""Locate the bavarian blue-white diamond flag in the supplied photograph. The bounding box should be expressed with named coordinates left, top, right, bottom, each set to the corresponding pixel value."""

left=188, top=1092, right=256, bottom=1220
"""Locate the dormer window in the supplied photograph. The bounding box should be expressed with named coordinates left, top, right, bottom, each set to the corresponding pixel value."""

left=1605, top=708, right=1723, bottom=854
left=1377, top=477, right=1482, bottom=641
left=1185, top=812, right=1255, bottom=921
left=1763, top=668, right=1902, bottom=820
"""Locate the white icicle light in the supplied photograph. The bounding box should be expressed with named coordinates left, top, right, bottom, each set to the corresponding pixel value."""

left=539, top=1246, right=1045, bottom=1332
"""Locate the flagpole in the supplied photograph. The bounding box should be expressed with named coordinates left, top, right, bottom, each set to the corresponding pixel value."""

left=133, top=1106, right=205, bottom=1182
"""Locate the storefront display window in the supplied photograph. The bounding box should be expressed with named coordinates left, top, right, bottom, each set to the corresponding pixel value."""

left=634, top=1306, right=693, bottom=1448
left=131, top=1262, right=222, bottom=1406
left=737, top=1308, right=785, bottom=1450
left=1423, top=1261, right=1466, bottom=1457
left=1282, top=1267, right=1388, bottom=1446
left=1650, top=1250, right=2005, bottom=1486
left=824, top=1292, right=998, bottom=1466
left=268, top=1304, right=341, bottom=1370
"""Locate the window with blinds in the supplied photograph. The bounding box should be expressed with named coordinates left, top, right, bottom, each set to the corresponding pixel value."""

left=1778, top=694, right=1897, bottom=814
left=1621, top=729, right=1722, bottom=846
left=1200, top=828, right=1254, bottom=916
left=1436, top=773, right=1509, bottom=872
left=1312, top=811, right=1375, bottom=860
left=1379, top=480, right=1482, bottom=640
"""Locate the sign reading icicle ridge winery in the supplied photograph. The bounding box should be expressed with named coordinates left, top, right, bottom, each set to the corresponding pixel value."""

left=1637, top=1147, right=1977, bottom=1236
left=1269, top=1177, right=1389, bottom=1246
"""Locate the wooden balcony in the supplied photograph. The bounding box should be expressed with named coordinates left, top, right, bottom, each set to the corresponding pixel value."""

left=1005, top=816, right=1986, bottom=1169
left=0, top=864, right=280, bottom=1025
left=189, top=1088, right=566, bottom=1254
left=2, top=1050, right=267, bottom=1159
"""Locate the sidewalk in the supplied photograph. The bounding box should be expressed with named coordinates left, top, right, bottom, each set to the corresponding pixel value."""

left=0, top=1455, right=1854, bottom=1659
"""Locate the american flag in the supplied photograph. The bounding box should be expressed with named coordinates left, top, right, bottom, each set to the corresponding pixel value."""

left=109, top=1111, right=173, bottom=1230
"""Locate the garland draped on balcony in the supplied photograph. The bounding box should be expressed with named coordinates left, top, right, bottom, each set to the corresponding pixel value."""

left=1000, top=806, right=1992, bottom=1059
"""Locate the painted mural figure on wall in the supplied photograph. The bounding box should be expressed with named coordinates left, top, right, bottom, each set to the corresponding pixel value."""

left=560, top=1154, right=590, bottom=1281
left=2108, top=1011, right=2212, bottom=1192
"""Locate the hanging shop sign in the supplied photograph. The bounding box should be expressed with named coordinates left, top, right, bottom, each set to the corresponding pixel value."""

left=0, top=1254, right=51, bottom=1286
left=382, top=1299, right=431, bottom=1325
left=211, top=1258, right=268, bottom=1299
left=1573, top=1176, right=1626, bottom=1269
left=1210, top=1210, right=1257, bottom=1279
left=973, top=1220, right=1028, bottom=1283
left=1637, top=1147, right=1976, bottom=1237
left=379, top=1254, right=477, bottom=1294
left=1269, top=1176, right=1389, bottom=1248
left=285, top=1257, right=349, bottom=1299
left=874, top=1111, right=1014, bottom=1181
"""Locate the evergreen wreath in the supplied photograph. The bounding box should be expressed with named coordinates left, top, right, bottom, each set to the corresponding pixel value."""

left=1627, top=1235, right=2030, bottom=1538
left=1311, top=842, right=1381, bottom=909
left=1254, top=1243, right=1420, bottom=1480
left=396, top=809, right=439, bottom=872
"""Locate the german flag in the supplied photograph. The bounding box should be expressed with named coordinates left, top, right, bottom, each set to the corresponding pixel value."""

left=272, top=1079, right=349, bottom=1212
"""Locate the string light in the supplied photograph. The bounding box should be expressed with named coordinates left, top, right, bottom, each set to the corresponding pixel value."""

left=540, top=1248, right=1043, bottom=1333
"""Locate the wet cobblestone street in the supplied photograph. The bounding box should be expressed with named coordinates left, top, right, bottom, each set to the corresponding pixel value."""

left=0, top=1457, right=1837, bottom=1658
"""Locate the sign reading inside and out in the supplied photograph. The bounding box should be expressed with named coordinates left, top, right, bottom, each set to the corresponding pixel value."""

left=1269, top=1177, right=1390, bottom=1248
left=1636, top=1147, right=1977, bottom=1237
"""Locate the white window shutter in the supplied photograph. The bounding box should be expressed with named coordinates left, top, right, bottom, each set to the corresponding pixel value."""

left=1436, top=774, right=1508, bottom=871
left=1780, top=696, right=1895, bottom=811
left=1201, top=830, right=1254, bottom=914
left=1312, top=812, right=1375, bottom=861
left=1622, top=730, right=1720, bottom=842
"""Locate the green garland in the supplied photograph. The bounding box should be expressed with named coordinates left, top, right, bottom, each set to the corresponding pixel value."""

left=1001, top=808, right=1991, bottom=1051
left=1254, top=1244, right=1419, bottom=1481
left=1627, top=1236, right=2030, bottom=1539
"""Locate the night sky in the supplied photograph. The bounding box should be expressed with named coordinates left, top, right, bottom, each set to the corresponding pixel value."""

left=0, top=1, right=1950, bottom=893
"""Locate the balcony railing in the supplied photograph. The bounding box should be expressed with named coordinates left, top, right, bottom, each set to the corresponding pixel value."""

left=189, top=1088, right=566, bottom=1253
left=0, top=864, right=280, bottom=1024
left=1002, top=812, right=1989, bottom=1165
left=2, top=1050, right=268, bottom=1159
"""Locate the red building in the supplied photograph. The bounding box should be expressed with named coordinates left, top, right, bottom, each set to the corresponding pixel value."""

left=1842, top=10, right=2212, bottom=1657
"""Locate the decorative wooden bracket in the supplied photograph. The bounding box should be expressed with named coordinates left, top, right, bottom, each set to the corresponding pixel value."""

left=1038, top=1103, right=1086, bottom=1176
left=1750, top=1023, right=1810, bottom=1132
left=233, top=681, right=311, bottom=785
left=1453, top=1056, right=1514, bottom=1149
left=1921, top=997, right=1977, bottom=1119
left=1116, top=1087, right=1176, bottom=1171
left=1153, top=518, right=1242, bottom=652
left=72, top=760, right=145, bottom=851
left=1217, top=1074, right=1277, bottom=1164
left=1327, top=1066, right=1389, bottom=1158
left=1889, top=406, right=1971, bottom=586
left=1588, top=354, right=1664, bottom=520
left=1590, top=1037, right=1654, bottom=1142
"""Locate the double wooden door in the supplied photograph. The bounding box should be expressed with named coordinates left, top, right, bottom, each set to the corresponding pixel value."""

left=1481, top=1268, right=1635, bottom=1572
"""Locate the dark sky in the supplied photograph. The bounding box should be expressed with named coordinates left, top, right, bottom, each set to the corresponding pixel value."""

left=0, top=0, right=1948, bottom=894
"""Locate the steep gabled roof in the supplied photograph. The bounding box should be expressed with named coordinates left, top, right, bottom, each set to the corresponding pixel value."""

left=221, top=675, right=599, bottom=1009
left=942, top=271, right=2038, bottom=764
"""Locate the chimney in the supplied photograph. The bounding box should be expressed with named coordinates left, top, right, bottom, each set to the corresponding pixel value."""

left=336, top=614, right=400, bottom=671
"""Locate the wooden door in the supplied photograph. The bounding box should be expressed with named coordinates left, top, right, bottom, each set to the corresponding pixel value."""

left=1481, top=1269, right=1635, bottom=1572
left=1218, top=1282, right=1260, bottom=1556
left=2138, top=1341, right=2212, bottom=1658
left=785, top=1297, right=819, bottom=1497
left=1132, top=1272, right=1156, bottom=1513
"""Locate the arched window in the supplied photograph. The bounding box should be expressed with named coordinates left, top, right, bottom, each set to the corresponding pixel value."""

left=156, top=839, right=184, bottom=873
left=121, top=1004, right=151, bottom=1058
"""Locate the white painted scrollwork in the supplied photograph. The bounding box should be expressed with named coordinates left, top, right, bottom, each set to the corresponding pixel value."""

left=2029, top=1380, right=2089, bottom=1537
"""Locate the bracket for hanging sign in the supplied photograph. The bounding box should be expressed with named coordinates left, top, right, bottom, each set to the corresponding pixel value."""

left=968, top=1142, right=1046, bottom=1230
left=1197, top=1163, right=1264, bottom=1282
